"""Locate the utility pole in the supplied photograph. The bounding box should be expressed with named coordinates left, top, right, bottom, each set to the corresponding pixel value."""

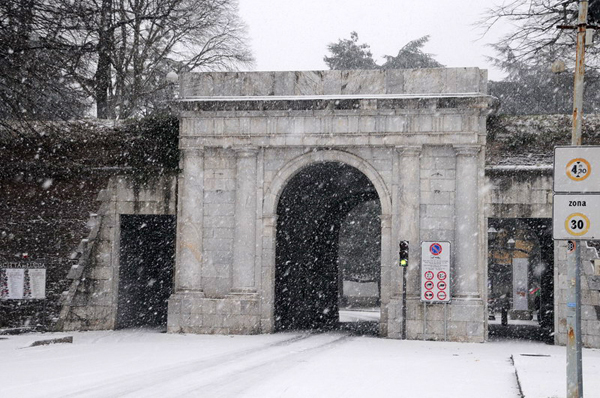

left=562, top=1, right=588, bottom=396
left=556, top=3, right=600, bottom=395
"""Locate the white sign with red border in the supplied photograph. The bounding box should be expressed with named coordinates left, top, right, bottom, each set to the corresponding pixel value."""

left=420, top=241, right=451, bottom=303
left=554, top=146, right=600, bottom=193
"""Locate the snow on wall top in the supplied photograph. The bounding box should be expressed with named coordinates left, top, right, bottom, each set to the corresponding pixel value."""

left=180, top=68, right=488, bottom=99
left=486, top=114, right=600, bottom=167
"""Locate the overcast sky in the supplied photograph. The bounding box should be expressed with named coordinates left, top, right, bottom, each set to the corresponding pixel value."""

left=238, top=0, right=511, bottom=81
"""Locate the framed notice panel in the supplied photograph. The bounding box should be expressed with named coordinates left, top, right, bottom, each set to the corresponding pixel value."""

left=0, top=263, right=46, bottom=300
left=420, top=241, right=451, bottom=303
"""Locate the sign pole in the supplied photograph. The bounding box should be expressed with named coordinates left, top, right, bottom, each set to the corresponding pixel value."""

left=567, top=2, right=587, bottom=397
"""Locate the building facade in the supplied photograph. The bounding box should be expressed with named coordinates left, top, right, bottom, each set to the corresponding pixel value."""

left=165, top=69, right=494, bottom=342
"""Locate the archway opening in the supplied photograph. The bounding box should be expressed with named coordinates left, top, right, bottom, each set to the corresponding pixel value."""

left=117, top=215, right=176, bottom=329
left=275, top=161, right=381, bottom=333
left=487, top=218, right=554, bottom=342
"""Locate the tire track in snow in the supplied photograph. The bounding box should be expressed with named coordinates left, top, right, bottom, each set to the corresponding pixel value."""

left=118, top=332, right=352, bottom=398
left=172, top=332, right=353, bottom=398
left=58, top=332, right=314, bottom=398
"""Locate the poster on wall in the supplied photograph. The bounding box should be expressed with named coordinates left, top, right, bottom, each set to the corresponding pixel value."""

left=28, top=268, right=46, bottom=299
left=0, top=263, right=46, bottom=300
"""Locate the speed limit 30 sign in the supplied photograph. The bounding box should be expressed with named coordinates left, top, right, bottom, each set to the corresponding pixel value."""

left=553, top=194, right=600, bottom=240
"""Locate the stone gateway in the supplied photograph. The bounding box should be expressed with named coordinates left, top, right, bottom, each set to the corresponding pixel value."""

left=166, top=69, right=495, bottom=342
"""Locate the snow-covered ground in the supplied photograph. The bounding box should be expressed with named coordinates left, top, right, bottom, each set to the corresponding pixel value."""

left=1, top=329, right=599, bottom=398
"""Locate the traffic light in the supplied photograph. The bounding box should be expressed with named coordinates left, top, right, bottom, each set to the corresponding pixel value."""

left=399, top=240, right=409, bottom=267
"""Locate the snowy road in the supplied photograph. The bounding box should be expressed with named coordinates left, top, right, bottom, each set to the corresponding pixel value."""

left=1, top=329, right=599, bottom=398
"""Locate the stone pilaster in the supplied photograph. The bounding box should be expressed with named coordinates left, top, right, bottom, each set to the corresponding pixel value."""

left=231, top=147, right=259, bottom=294
left=454, top=145, right=480, bottom=297
left=174, top=148, right=204, bottom=294
left=168, top=148, right=205, bottom=333
left=397, top=146, right=422, bottom=297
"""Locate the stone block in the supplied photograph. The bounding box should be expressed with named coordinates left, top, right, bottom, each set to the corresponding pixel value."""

left=342, top=70, right=385, bottom=94
left=434, top=156, right=456, bottom=170
left=89, top=267, right=112, bottom=281
left=385, top=70, right=405, bottom=94
left=583, top=333, right=600, bottom=348
left=404, top=69, right=440, bottom=94
left=294, top=71, right=324, bottom=95
left=421, top=191, right=453, bottom=205
left=323, top=70, right=342, bottom=94
left=204, top=216, right=235, bottom=229
left=421, top=217, right=454, bottom=230
left=273, top=72, right=295, bottom=95
left=424, top=204, right=454, bottom=218
left=241, top=299, right=259, bottom=315
left=203, top=314, right=225, bottom=328
left=430, top=179, right=455, bottom=192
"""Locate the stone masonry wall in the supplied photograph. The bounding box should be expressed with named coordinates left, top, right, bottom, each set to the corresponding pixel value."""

left=59, top=175, right=176, bottom=331
left=555, top=242, right=600, bottom=348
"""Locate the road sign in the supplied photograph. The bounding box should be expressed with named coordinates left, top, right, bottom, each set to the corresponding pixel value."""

left=420, top=241, right=451, bottom=303
left=554, top=146, right=600, bottom=193
left=553, top=194, right=600, bottom=240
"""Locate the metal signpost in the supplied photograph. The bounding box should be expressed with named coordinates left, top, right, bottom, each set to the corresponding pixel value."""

left=554, top=146, right=600, bottom=398
left=420, top=242, right=451, bottom=340
left=554, top=1, right=600, bottom=395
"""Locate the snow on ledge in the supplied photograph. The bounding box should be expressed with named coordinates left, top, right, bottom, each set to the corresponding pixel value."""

left=179, top=93, right=489, bottom=102
left=486, top=165, right=553, bottom=172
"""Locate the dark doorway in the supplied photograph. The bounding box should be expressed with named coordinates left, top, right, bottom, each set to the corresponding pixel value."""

left=117, top=215, right=176, bottom=329
left=275, top=161, right=381, bottom=332
left=487, top=218, right=554, bottom=342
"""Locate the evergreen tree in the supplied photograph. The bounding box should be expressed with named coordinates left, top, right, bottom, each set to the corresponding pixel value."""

left=324, top=32, right=443, bottom=70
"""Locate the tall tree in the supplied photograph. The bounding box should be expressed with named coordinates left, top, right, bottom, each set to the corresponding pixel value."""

left=480, top=0, right=600, bottom=71
left=66, top=0, right=254, bottom=119
left=323, top=32, right=378, bottom=70
left=324, top=32, right=443, bottom=70
left=380, top=36, right=443, bottom=69
left=0, top=0, right=253, bottom=124
left=0, top=0, right=87, bottom=130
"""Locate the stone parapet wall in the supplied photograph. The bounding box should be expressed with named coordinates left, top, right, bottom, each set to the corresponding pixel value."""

left=180, top=69, right=488, bottom=98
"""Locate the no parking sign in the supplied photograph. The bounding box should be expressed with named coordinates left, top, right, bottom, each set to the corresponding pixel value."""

left=420, top=241, right=451, bottom=303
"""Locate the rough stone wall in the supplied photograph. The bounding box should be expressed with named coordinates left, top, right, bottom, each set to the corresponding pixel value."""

left=0, top=174, right=108, bottom=329
left=486, top=168, right=553, bottom=219
left=555, top=242, right=600, bottom=348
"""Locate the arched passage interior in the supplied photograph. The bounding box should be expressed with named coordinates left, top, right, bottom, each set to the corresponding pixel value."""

left=487, top=218, right=554, bottom=342
left=275, top=161, right=381, bottom=331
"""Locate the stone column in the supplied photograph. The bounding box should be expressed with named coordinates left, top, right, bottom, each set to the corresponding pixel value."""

left=175, top=148, right=204, bottom=294
left=454, top=145, right=481, bottom=297
left=231, top=147, right=259, bottom=294
left=397, top=146, right=422, bottom=297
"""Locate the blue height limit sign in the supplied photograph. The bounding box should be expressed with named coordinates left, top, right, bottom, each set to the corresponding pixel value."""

left=420, top=241, right=451, bottom=303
